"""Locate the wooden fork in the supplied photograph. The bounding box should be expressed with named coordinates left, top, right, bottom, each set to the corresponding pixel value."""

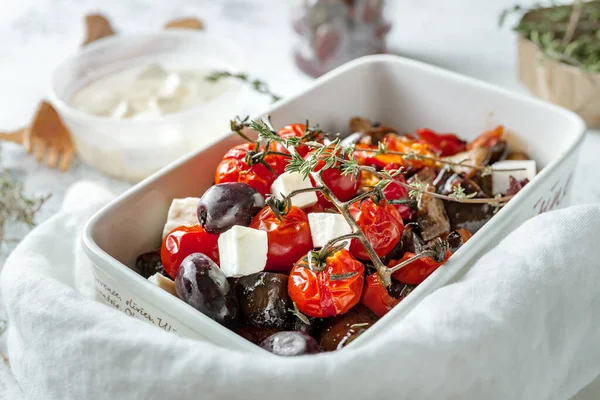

left=0, top=101, right=75, bottom=171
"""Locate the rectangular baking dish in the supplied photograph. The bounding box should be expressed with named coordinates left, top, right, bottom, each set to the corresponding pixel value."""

left=82, top=54, right=586, bottom=353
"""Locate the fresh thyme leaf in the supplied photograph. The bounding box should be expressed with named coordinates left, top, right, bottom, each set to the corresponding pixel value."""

left=288, top=302, right=310, bottom=325
left=450, top=184, right=478, bottom=201
left=206, top=70, right=282, bottom=102
left=249, top=120, right=280, bottom=143
left=330, top=271, right=358, bottom=281
left=350, top=322, right=370, bottom=329
left=408, top=177, right=426, bottom=199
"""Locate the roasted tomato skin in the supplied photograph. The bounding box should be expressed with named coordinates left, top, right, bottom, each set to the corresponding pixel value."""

left=249, top=206, right=314, bottom=273
left=272, top=124, right=315, bottom=158
left=417, top=128, right=466, bottom=157
left=382, top=173, right=413, bottom=221
left=360, top=273, right=401, bottom=317
left=307, top=153, right=360, bottom=206
left=160, top=225, right=220, bottom=279
left=288, top=249, right=364, bottom=318
left=353, top=134, right=437, bottom=169
left=349, top=198, right=404, bottom=260
left=214, top=143, right=287, bottom=197
left=388, top=250, right=451, bottom=285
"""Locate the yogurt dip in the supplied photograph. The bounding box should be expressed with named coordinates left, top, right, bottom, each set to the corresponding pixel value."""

left=70, top=63, right=228, bottom=119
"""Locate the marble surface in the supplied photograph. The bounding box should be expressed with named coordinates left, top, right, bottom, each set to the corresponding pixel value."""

left=1, top=0, right=599, bottom=398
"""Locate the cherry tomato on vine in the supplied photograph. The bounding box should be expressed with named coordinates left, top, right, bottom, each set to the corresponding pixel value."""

left=249, top=206, right=313, bottom=273
left=160, top=225, right=220, bottom=279
left=417, top=128, right=466, bottom=157
left=349, top=198, right=404, bottom=260
left=305, top=149, right=360, bottom=206
left=382, top=172, right=413, bottom=221
left=467, top=125, right=504, bottom=150
left=214, top=143, right=287, bottom=197
left=288, top=249, right=364, bottom=318
left=360, top=273, right=401, bottom=317
left=388, top=250, right=451, bottom=285
left=271, top=123, right=323, bottom=158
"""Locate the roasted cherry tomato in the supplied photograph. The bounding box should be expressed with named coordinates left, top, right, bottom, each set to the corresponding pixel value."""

left=388, top=250, right=451, bottom=285
left=417, top=128, right=466, bottom=157
left=271, top=123, right=323, bottom=159
left=467, top=125, right=504, bottom=150
left=160, top=225, right=220, bottom=279
left=360, top=273, right=401, bottom=318
left=349, top=198, right=404, bottom=260
left=354, top=134, right=437, bottom=169
left=250, top=206, right=314, bottom=273
left=288, top=249, right=364, bottom=318
left=382, top=173, right=413, bottom=221
left=214, top=143, right=287, bottom=197
left=306, top=149, right=360, bottom=206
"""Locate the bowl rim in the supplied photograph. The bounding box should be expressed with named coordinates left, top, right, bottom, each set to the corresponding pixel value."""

left=82, top=54, right=587, bottom=352
left=48, top=30, right=246, bottom=126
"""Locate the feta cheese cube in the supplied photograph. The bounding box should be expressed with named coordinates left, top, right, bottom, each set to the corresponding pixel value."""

left=491, top=159, right=537, bottom=195
left=271, top=172, right=318, bottom=209
left=308, top=213, right=353, bottom=249
left=162, top=197, right=200, bottom=238
left=148, top=273, right=177, bottom=296
left=218, top=226, right=268, bottom=277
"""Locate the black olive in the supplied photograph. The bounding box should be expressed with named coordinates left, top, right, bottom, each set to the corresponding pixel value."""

left=446, top=230, right=464, bottom=253
left=135, top=250, right=166, bottom=279
left=175, top=253, right=238, bottom=327
left=235, top=272, right=292, bottom=329
left=197, top=183, right=265, bottom=234
left=260, top=331, right=322, bottom=356
left=319, top=305, right=378, bottom=351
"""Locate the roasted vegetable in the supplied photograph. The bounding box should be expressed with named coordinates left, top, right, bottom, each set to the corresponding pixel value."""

left=319, top=304, right=378, bottom=351
left=409, top=169, right=451, bottom=241
left=235, top=272, right=292, bottom=329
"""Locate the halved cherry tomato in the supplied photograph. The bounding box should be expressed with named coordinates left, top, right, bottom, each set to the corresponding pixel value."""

left=417, top=128, right=466, bottom=157
left=360, top=273, right=401, bottom=317
left=467, top=125, right=504, bottom=150
left=214, top=143, right=287, bottom=197
left=288, top=249, right=364, bottom=318
left=349, top=198, right=404, bottom=260
left=382, top=172, right=413, bottom=221
left=271, top=123, right=321, bottom=158
left=250, top=206, right=313, bottom=273
left=388, top=250, right=451, bottom=285
left=160, top=225, right=220, bottom=279
left=306, top=149, right=360, bottom=206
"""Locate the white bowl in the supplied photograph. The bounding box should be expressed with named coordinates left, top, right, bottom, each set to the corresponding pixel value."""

left=49, top=31, right=246, bottom=181
left=82, top=55, right=586, bottom=353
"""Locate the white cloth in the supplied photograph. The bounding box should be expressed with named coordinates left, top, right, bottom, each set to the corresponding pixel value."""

left=2, top=181, right=600, bottom=400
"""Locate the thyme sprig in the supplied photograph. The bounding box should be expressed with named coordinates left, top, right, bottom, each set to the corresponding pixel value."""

left=0, top=165, right=49, bottom=248
left=500, top=0, right=600, bottom=72
left=206, top=71, right=282, bottom=102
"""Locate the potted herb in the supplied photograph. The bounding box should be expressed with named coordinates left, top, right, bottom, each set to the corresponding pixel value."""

left=501, top=0, right=600, bottom=127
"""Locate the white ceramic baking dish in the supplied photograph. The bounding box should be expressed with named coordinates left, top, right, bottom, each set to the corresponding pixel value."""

left=82, top=54, right=586, bottom=353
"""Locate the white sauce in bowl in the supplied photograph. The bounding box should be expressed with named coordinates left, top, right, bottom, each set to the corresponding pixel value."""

left=70, top=63, right=228, bottom=120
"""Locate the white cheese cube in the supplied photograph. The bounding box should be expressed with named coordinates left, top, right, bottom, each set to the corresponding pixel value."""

left=491, top=160, right=537, bottom=195
left=162, top=197, right=200, bottom=238
left=148, top=273, right=177, bottom=296
left=308, top=213, right=353, bottom=249
left=270, top=172, right=318, bottom=209
left=218, top=226, right=268, bottom=277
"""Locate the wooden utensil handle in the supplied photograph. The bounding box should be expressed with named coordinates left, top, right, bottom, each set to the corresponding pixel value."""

left=0, top=128, right=26, bottom=144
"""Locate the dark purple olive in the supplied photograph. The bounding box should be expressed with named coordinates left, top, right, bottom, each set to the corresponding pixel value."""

left=235, top=272, right=291, bottom=329
left=135, top=249, right=166, bottom=278
left=319, top=305, right=378, bottom=351
left=175, top=253, right=238, bottom=327
left=197, top=183, right=265, bottom=234
left=260, top=331, right=322, bottom=356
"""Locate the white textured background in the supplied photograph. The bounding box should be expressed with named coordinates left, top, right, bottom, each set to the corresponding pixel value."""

left=1, top=0, right=599, bottom=398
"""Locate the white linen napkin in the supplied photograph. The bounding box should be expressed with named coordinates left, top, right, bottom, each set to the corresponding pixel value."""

left=2, top=181, right=600, bottom=400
